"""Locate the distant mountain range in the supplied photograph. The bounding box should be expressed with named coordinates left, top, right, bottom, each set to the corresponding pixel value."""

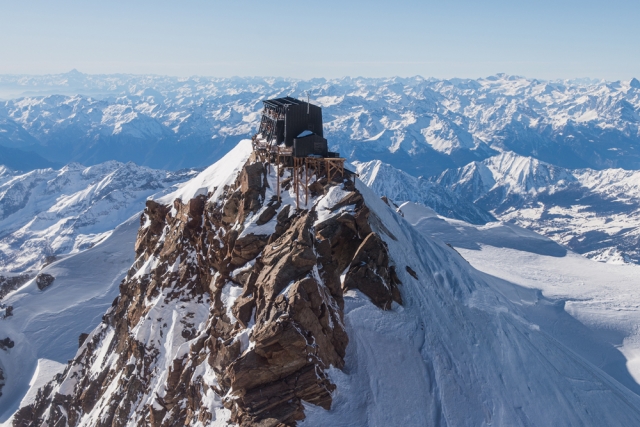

left=0, top=162, right=197, bottom=272
left=0, top=71, right=639, bottom=264
left=1, top=71, right=639, bottom=176
left=354, top=159, right=496, bottom=225
left=358, top=152, right=640, bottom=264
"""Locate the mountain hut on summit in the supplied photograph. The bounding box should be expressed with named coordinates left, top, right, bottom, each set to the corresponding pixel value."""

left=254, top=96, right=339, bottom=158
left=252, top=96, right=348, bottom=207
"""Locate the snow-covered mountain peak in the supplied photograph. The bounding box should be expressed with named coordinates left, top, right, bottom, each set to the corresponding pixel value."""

left=7, top=140, right=640, bottom=426
left=574, top=167, right=640, bottom=200
left=59, top=162, right=85, bottom=173
left=483, top=151, right=577, bottom=194
left=421, top=114, right=478, bottom=154
left=427, top=152, right=640, bottom=263
left=355, top=159, right=495, bottom=225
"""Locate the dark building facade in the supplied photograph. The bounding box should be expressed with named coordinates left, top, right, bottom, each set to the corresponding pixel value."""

left=293, top=131, right=328, bottom=158
left=258, top=97, right=323, bottom=147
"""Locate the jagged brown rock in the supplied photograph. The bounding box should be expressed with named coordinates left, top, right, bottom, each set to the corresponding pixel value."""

left=77, top=333, right=89, bottom=348
left=14, top=155, right=402, bottom=427
left=343, top=232, right=402, bottom=309
left=405, top=265, right=419, bottom=280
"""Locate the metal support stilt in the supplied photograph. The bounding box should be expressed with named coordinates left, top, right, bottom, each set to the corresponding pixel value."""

left=294, top=157, right=300, bottom=210
left=305, top=159, right=309, bottom=205
left=276, top=147, right=280, bottom=203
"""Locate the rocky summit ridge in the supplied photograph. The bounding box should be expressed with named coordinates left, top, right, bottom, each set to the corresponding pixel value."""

left=13, top=140, right=401, bottom=426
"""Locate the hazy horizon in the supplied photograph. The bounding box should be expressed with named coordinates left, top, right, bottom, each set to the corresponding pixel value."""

left=0, top=69, right=636, bottom=82
left=1, top=0, right=638, bottom=81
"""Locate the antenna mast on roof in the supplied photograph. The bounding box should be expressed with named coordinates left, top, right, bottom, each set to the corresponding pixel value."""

left=305, top=91, right=309, bottom=114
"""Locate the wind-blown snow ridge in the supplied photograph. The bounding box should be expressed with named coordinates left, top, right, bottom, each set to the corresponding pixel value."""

left=158, top=139, right=252, bottom=204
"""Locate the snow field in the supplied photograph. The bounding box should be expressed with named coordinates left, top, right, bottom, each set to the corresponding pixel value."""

left=301, top=185, right=640, bottom=426
left=0, top=215, right=140, bottom=423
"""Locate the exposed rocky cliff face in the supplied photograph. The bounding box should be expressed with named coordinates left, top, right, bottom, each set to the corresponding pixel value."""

left=13, top=144, right=401, bottom=426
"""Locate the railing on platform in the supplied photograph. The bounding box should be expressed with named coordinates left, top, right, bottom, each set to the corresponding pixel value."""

left=252, top=133, right=347, bottom=210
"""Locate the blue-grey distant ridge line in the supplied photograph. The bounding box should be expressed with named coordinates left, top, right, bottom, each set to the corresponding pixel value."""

left=0, top=71, right=639, bottom=177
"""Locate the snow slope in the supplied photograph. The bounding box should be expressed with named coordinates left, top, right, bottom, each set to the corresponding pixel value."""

left=0, top=162, right=197, bottom=420
left=0, top=162, right=196, bottom=272
left=299, top=184, right=640, bottom=426
left=399, top=202, right=640, bottom=400
left=0, top=215, right=139, bottom=423
left=157, top=138, right=253, bottom=204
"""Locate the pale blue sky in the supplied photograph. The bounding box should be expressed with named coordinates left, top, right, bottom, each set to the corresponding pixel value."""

left=1, top=0, right=638, bottom=80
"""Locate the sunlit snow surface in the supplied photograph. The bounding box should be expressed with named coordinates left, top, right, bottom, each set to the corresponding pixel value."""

left=0, top=216, right=139, bottom=423
left=301, top=193, right=640, bottom=425
left=158, top=139, right=252, bottom=204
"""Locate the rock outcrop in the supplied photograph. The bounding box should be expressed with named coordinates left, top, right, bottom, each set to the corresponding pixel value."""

left=0, top=336, right=13, bottom=397
left=0, top=304, right=12, bottom=319
left=0, top=274, right=32, bottom=300
left=35, top=273, right=55, bottom=291
left=14, top=149, right=402, bottom=426
left=77, top=333, right=89, bottom=348
left=0, top=338, right=14, bottom=351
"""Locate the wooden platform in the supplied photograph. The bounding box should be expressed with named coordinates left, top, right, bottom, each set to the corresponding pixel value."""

left=253, top=135, right=346, bottom=209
